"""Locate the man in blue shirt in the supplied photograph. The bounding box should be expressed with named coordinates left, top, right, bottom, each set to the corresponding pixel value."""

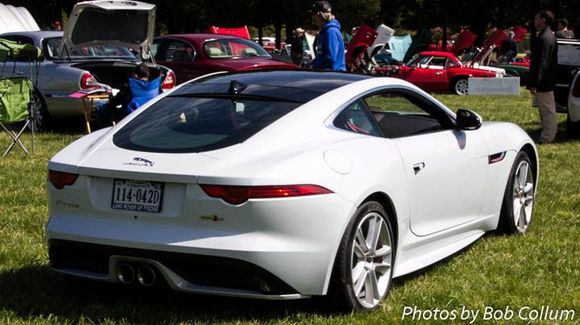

left=312, top=1, right=346, bottom=71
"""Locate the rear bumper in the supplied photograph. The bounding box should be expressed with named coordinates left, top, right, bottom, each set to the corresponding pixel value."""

left=46, top=183, right=355, bottom=297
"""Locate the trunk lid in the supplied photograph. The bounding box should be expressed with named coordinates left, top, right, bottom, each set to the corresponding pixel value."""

left=76, top=136, right=234, bottom=184
left=61, top=0, right=155, bottom=60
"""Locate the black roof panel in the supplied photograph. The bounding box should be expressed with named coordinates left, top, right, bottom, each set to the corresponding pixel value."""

left=170, top=70, right=370, bottom=103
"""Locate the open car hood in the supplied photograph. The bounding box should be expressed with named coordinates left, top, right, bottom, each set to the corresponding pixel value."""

left=61, top=0, right=155, bottom=59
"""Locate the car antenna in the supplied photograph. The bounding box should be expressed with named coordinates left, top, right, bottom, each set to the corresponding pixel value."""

left=228, top=80, right=247, bottom=95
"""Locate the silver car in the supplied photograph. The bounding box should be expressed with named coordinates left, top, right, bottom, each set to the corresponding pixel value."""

left=0, top=1, right=175, bottom=130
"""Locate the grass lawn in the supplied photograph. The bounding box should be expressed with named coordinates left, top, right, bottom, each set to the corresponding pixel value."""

left=0, top=89, right=578, bottom=324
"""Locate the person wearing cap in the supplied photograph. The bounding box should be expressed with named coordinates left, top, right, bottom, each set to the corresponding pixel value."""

left=290, top=27, right=307, bottom=65
left=499, top=30, right=517, bottom=63
left=311, top=1, right=346, bottom=71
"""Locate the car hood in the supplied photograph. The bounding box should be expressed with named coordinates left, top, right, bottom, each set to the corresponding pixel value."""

left=61, top=0, right=155, bottom=59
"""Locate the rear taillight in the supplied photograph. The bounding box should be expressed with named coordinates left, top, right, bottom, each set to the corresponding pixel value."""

left=572, top=77, right=580, bottom=97
left=162, top=70, right=176, bottom=90
left=200, top=184, right=333, bottom=205
left=80, top=72, right=98, bottom=89
left=48, top=170, right=78, bottom=189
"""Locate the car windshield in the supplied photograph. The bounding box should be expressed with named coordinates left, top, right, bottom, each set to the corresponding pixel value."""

left=43, top=37, right=137, bottom=60
left=113, top=96, right=300, bottom=153
left=204, top=38, right=271, bottom=59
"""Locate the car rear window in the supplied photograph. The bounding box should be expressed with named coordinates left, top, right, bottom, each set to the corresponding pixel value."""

left=113, top=96, right=301, bottom=153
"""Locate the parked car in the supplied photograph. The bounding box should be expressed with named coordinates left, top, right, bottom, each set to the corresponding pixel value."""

left=554, top=38, right=580, bottom=113
left=467, top=45, right=530, bottom=86
left=153, top=34, right=297, bottom=84
left=567, top=70, right=580, bottom=137
left=0, top=0, right=176, bottom=131
left=46, top=70, right=538, bottom=311
left=391, top=51, right=504, bottom=95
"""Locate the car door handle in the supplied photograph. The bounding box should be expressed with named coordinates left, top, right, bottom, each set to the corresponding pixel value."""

left=435, top=72, right=443, bottom=76
left=413, top=162, right=425, bottom=174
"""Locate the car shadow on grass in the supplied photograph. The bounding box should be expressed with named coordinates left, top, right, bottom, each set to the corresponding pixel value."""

left=0, top=265, right=343, bottom=323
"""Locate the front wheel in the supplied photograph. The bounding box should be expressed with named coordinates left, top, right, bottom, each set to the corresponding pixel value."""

left=498, top=151, right=535, bottom=234
left=453, top=78, right=469, bottom=95
left=329, top=201, right=395, bottom=311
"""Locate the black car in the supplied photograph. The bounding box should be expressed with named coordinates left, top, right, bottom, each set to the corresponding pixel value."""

left=555, top=39, right=580, bottom=112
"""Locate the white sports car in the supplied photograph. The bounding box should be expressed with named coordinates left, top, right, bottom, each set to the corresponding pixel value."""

left=46, top=70, right=538, bottom=311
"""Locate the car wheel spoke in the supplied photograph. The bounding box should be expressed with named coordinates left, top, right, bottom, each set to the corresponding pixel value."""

left=374, top=245, right=391, bottom=258
left=356, top=228, right=369, bottom=253
left=374, top=261, right=392, bottom=275
left=367, top=217, right=382, bottom=255
left=353, top=269, right=368, bottom=297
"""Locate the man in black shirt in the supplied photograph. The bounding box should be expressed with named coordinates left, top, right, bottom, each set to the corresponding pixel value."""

left=528, top=10, right=559, bottom=144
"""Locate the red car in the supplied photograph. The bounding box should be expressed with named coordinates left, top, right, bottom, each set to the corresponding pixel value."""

left=391, top=51, right=504, bottom=95
left=153, top=34, right=297, bottom=84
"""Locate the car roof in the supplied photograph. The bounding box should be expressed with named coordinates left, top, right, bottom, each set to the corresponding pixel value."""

left=171, top=70, right=371, bottom=103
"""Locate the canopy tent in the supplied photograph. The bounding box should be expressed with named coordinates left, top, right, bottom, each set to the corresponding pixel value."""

left=207, top=26, right=251, bottom=39
left=0, top=3, right=40, bottom=33
left=0, top=38, right=43, bottom=62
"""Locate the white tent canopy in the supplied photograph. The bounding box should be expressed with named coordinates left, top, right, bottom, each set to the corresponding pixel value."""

left=0, top=3, right=40, bottom=33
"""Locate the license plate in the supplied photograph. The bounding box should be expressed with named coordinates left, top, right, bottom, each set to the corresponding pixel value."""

left=111, top=179, right=164, bottom=213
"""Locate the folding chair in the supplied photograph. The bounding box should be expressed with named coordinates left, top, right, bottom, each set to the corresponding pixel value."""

left=0, top=77, right=34, bottom=157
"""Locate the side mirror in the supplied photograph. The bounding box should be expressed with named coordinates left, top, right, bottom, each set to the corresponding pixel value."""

left=456, top=108, right=482, bottom=130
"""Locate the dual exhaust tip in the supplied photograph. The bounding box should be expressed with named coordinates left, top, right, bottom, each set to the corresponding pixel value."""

left=116, top=263, right=157, bottom=287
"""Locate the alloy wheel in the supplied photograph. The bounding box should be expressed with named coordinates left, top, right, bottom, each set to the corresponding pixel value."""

left=350, top=212, right=393, bottom=309
left=512, top=160, right=534, bottom=233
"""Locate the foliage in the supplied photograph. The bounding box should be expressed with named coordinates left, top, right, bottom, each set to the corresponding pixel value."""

left=0, top=90, right=578, bottom=324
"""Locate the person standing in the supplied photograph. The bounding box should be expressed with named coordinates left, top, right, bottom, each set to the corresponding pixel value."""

left=528, top=10, right=559, bottom=144
left=311, top=1, right=346, bottom=71
left=499, top=30, right=517, bottom=63
left=290, top=27, right=307, bottom=65
left=555, top=19, right=575, bottom=38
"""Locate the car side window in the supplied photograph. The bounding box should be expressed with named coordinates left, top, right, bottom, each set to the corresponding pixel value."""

left=333, top=100, right=382, bottom=136
left=162, top=40, right=194, bottom=62
left=365, top=91, right=451, bottom=138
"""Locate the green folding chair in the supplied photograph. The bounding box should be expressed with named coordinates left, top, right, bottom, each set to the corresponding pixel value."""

left=0, top=77, right=34, bottom=157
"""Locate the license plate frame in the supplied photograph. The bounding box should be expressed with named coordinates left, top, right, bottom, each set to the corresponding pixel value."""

left=111, top=179, right=164, bottom=213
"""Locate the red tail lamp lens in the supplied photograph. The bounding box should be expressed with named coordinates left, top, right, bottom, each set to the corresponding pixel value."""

left=48, top=170, right=78, bottom=189
left=200, top=184, right=333, bottom=205
left=80, top=72, right=98, bottom=89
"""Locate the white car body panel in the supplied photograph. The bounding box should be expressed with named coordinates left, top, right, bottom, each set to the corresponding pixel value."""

left=46, top=73, right=538, bottom=299
left=62, top=0, right=156, bottom=58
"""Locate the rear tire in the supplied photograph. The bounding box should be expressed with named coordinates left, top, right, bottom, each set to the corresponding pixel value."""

left=567, top=114, right=580, bottom=138
left=453, top=78, right=469, bottom=95
left=329, top=201, right=395, bottom=311
left=498, top=151, right=535, bottom=234
left=28, top=90, right=50, bottom=132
